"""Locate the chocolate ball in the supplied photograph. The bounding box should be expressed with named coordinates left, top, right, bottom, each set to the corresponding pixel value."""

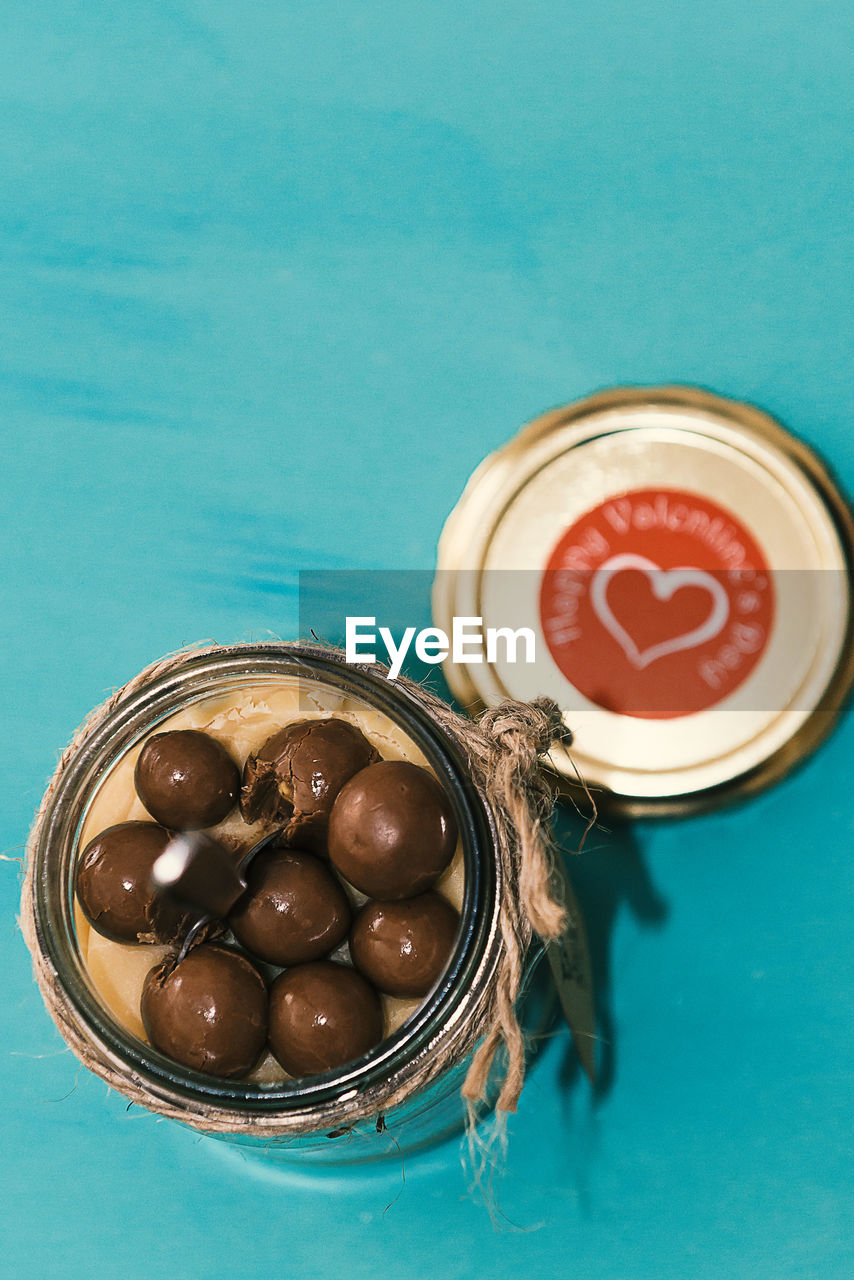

left=229, top=848, right=351, bottom=966
left=268, top=961, right=383, bottom=1077
left=141, top=944, right=268, bottom=1078
left=328, top=761, right=458, bottom=899
left=240, top=718, right=380, bottom=851
left=76, top=821, right=192, bottom=943
left=135, top=730, right=240, bottom=830
left=350, top=893, right=460, bottom=998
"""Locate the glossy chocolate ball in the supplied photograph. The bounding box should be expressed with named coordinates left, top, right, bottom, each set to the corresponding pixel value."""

left=141, top=944, right=268, bottom=1078
left=135, top=730, right=240, bottom=830
left=240, top=718, right=380, bottom=851
left=76, top=821, right=192, bottom=943
left=350, top=893, right=460, bottom=998
left=268, top=961, right=383, bottom=1076
left=229, top=848, right=351, bottom=966
left=328, top=761, right=458, bottom=899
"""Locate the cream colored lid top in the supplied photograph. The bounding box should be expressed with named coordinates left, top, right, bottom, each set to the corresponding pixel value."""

left=434, top=388, right=854, bottom=812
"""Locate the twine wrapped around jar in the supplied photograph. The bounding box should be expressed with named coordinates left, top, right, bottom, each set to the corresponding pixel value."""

left=21, top=643, right=575, bottom=1138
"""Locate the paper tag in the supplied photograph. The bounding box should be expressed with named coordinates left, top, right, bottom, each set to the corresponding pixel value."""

left=546, top=856, right=596, bottom=1083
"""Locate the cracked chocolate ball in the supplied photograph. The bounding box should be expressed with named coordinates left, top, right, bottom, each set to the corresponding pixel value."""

left=229, top=847, right=351, bottom=966
left=328, top=761, right=458, bottom=899
left=268, top=961, right=383, bottom=1076
left=350, top=893, right=460, bottom=998
left=240, top=718, right=380, bottom=851
left=134, top=729, right=240, bottom=830
left=141, top=944, right=268, bottom=1078
left=76, top=821, right=194, bottom=943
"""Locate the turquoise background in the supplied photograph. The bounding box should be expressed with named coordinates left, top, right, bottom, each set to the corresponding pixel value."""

left=3, top=3, right=854, bottom=1276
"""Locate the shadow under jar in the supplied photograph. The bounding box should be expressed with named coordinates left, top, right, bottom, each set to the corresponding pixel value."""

left=24, top=643, right=554, bottom=1165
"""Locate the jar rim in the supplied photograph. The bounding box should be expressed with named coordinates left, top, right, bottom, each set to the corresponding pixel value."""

left=30, top=643, right=502, bottom=1119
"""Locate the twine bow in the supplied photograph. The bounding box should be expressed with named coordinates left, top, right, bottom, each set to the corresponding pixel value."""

left=462, top=697, right=571, bottom=1114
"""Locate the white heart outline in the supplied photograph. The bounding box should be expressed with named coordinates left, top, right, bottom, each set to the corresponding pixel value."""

left=589, top=553, right=731, bottom=670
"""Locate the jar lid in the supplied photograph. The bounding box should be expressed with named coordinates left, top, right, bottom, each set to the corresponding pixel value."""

left=433, top=386, right=854, bottom=815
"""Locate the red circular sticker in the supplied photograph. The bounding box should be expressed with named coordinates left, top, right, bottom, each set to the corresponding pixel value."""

left=539, top=488, right=775, bottom=718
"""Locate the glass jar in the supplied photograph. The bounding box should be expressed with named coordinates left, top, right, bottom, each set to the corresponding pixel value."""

left=25, top=643, right=553, bottom=1165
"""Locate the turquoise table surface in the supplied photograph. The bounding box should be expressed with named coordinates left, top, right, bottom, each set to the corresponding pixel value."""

left=3, top=4, right=854, bottom=1277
